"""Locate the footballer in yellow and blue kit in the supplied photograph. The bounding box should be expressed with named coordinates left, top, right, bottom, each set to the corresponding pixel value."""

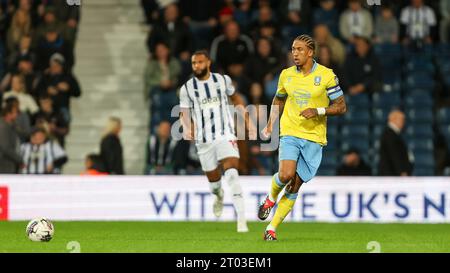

left=275, top=60, right=343, bottom=182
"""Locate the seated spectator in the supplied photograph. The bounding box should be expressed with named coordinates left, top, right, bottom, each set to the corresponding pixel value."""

left=400, top=0, right=437, bottom=46
left=313, top=0, right=339, bottom=38
left=210, top=20, right=254, bottom=75
left=7, top=9, right=33, bottom=54
left=378, top=110, right=413, bottom=176
left=36, top=53, right=81, bottom=124
left=3, top=96, right=31, bottom=143
left=36, top=26, right=73, bottom=71
left=441, top=0, right=450, bottom=43
left=0, top=103, right=22, bottom=174
left=100, top=117, right=124, bottom=175
left=336, top=148, right=372, bottom=176
left=278, top=0, right=311, bottom=50
left=35, top=121, right=68, bottom=174
left=247, top=83, right=276, bottom=175
left=342, top=36, right=382, bottom=95
left=339, top=0, right=373, bottom=43
left=35, top=7, right=65, bottom=44
left=233, top=0, right=253, bottom=32
left=33, top=95, right=69, bottom=147
left=374, top=4, right=399, bottom=44
left=256, top=22, right=283, bottom=56
left=244, top=37, right=285, bottom=90
left=144, top=42, right=181, bottom=123
left=19, top=127, right=54, bottom=174
left=145, top=120, right=178, bottom=175
left=248, top=4, right=279, bottom=40
left=179, top=0, right=221, bottom=50
left=316, top=45, right=342, bottom=78
left=81, top=154, right=108, bottom=176
left=313, top=24, right=346, bottom=66
left=7, top=33, right=36, bottom=71
left=140, top=0, right=160, bottom=25
left=2, top=54, right=39, bottom=99
left=3, top=73, right=39, bottom=116
left=47, top=1, right=80, bottom=47
left=146, top=3, right=192, bottom=61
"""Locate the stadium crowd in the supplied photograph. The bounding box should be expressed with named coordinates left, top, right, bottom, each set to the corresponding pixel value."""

left=0, top=0, right=80, bottom=174
left=141, top=0, right=450, bottom=176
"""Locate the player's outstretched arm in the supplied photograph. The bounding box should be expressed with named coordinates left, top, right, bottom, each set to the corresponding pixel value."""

left=262, top=95, right=286, bottom=137
left=180, top=108, right=195, bottom=140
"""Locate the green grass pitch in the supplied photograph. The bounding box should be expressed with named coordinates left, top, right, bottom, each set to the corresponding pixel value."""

left=1, top=221, right=449, bottom=253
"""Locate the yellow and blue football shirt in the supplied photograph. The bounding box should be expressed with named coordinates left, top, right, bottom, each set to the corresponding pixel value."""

left=275, top=60, right=343, bottom=145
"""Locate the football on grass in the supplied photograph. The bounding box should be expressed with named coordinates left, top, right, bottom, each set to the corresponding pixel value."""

left=26, top=218, right=54, bottom=242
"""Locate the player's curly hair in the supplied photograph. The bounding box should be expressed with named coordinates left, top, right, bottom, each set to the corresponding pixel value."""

left=294, top=34, right=316, bottom=53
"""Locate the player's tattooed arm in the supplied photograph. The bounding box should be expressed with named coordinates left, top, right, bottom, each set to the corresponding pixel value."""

left=262, top=95, right=286, bottom=137
left=301, top=95, right=347, bottom=118
left=325, top=95, right=347, bottom=116
left=180, top=108, right=195, bottom=140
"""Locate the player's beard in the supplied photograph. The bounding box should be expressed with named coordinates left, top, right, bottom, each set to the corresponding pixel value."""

left=194, top=67, right=208, bottom=79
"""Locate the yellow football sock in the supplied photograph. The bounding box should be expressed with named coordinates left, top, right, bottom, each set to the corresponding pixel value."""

left=269, top=173, right=286, bottom=202
left=269, top=192, right=298, bottom=230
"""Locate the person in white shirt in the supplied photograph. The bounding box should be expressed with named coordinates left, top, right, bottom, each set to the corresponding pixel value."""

left=400, top=0, right=437, bottom=44
left=3, top=74, right=39, bottom=115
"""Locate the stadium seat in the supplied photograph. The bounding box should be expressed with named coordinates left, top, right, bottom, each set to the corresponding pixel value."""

left=404, top=91, right=434, bottom=108
left=407, top=138, right=434, bottom=152
left=413, top=151, right=434, bottom=165
left=405, top=109, right=434, bottom=124
left=316, top=167, right=336, bottom=176
left=437, top=108, right=450, bottom=124
left=321, top=152, right=338, bottom=168
left=413, top=168, right=435, bottom=176
left=372, top=108, right=390, bottom=124
left=372, top=92, right=402, bottom=109
left=341, top=125, right=370, bottom=137
left=404, top=73, right=436, bottom=91
left=342, top=108, right=371, bottom=124
left=405, top=124, right=434, bottom=138
left=404, top=58, right=436, bottom=74
left=372, top=125, right=385, bottom=138
left=345, top=93, right=370, bottom=108
left=439, top=125, right=450, bottom=141
left=340, top=139, right=370, bottom=152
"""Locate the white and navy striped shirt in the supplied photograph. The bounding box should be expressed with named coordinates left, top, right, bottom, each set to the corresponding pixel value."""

left=179, top=73, right=236, bottom=144
left=400, top=5, right=436, bottom=39
left=20, top=142, right=53, bottom=174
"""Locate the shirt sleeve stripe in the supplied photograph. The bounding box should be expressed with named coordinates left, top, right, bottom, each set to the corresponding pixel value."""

left=326, top=84, right=339, bottom=91
left=327, top=86, right=341, bottom=94
left=328, top=90, right=344, bottom=100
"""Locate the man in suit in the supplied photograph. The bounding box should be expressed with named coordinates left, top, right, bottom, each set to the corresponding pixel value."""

left=378, top=110, right=413, bottom=176
left=0, top=103, right=22, bottom=173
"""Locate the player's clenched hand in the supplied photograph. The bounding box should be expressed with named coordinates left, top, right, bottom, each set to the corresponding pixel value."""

left=300, top=108, right=318, bottom=119
left=261, top=126, right=272, bottom=140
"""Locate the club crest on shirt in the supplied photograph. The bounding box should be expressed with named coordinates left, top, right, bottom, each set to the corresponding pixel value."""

left=314, top=76, right=321, bottom=86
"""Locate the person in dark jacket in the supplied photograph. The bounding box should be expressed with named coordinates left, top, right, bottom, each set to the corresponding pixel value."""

left=36, top=53, right=81, bottom=124
left=100, top=117, right=124, bottom=175
left=342, top=36, right=382, bottom=95
left=336, top=148, right=372, bottom=176
left=146, top=3, right=192, bottom=61
left=0, top=103, right=22, bottom=173
left=378, top=110, right=413, bottom=176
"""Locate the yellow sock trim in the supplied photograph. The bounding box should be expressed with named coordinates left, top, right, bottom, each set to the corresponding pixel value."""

left=270, top=173, right=285, bottom=202
left=270, top=195, right=296, bottom=229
